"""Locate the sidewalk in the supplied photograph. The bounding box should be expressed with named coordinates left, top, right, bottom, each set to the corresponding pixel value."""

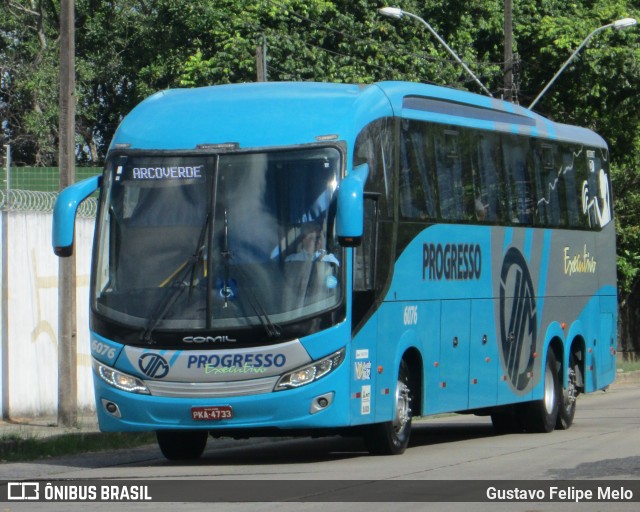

left=1, top=371, right=639, bottom=441
left=0, top=410, right=100, bottom=440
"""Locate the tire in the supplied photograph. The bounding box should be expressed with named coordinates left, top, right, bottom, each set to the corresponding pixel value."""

left=156, top=430, right=209, bottom=460
left=556, top=355, right=578, bottom=430
left=524, top=350, right=559, bottom=433
left=365, top=360, right=413, bottom=455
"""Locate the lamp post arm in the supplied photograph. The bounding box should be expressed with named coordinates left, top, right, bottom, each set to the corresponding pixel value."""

left=528, top=23, right=613, bottom=110
left=402, top=11, right=493, bottom=97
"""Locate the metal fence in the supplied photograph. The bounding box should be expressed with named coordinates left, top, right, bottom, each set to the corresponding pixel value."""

left=1, top=147, right=101, bottom=217
left=0, top=189, right=98, bottom=217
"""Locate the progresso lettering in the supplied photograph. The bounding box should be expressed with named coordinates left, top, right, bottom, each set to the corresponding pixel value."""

left=187, top=353, right=286, bottom=369
left=422, top=242, right=482, bottom=281
left=131, top=166, right=203, bottom=180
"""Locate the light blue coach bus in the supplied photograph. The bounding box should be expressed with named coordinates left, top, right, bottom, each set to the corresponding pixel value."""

left=53, top=81, right=617, bottom=459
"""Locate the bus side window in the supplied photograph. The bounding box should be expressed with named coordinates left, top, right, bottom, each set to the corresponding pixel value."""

left=399, top=120, right=436, bottom=220
left=352, top=118, right=395, bottom=330
left=475, top=134, right=504, bottom=222
left=562, top=148, right=581, bottom=227
left=354, top=198, right=377, bottom=292
left=546, top=167, right=563, bottom=227
left=399, top=136, right=426, bottom=219
left=592, top=151, right=612, bottom=227
left=578, top=149, right=612, bottom=229
left=533, top=143, right=555, bottom=226
left=503, top=136, right=534, bottom=225
left=352, top=196, right=379, bottom=328
left=434, top=128, right=465, bottom=221
left=354, top=118, right=394, bottom=220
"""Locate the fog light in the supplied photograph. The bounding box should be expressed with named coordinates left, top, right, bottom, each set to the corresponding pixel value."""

left=310, top=392, right=334, bottom=414
left=101, top=398, right=122, bottom=418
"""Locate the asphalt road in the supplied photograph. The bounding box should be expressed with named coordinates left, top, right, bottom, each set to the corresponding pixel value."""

left=2, top=380, right=639, bottom=511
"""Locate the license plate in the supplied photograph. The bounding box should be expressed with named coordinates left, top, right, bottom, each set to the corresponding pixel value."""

left=191, top=406, right=233, bottom=421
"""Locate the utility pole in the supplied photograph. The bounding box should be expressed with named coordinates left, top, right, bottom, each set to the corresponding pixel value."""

left=504, top=0, right=514, bottom=102
left=2, top=144, right=10, bottom=421
left=256, top=34, right=267, bottom=82
left=58, top=0, right=77, bottom=427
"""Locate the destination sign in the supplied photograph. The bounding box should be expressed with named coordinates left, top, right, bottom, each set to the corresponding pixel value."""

left=129, top=165, right=204, bottom=180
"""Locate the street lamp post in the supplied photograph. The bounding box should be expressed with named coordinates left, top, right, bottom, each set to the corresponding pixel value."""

left=528, top=18, right=637, bottom=110
left=379, top=6, right=493, bottom=97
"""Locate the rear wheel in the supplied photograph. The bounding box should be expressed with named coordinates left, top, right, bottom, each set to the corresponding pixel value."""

left=524, top=350, right=559, bottom=433
left=556, top=354, right=578, bottom=430
left=365, top=360, right=412, bottom=455
left=156, top=430, right=208, bottom=460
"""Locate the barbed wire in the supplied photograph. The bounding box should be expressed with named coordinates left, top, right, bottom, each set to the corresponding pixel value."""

left=0, top=190, right=98, bottom=218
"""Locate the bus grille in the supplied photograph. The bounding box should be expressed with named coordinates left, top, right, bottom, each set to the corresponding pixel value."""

left=144, top=377, right=279, bottom=398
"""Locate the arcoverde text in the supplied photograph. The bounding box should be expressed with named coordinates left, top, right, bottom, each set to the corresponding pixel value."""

left=131, top=166, right=203, bottom=180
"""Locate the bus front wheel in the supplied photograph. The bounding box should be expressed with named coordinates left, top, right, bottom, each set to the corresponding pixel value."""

left=365, top=360, right=413, bottom=455
left=156, top=430, right=209, bottom=460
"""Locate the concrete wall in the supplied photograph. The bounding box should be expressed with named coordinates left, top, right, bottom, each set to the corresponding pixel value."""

left=0, top=211, right=96, bottom=417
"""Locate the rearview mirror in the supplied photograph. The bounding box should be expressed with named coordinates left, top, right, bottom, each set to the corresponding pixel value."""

left=336, top=163, right=369, bottom=247
left=52, top=175, right=101, bottom=257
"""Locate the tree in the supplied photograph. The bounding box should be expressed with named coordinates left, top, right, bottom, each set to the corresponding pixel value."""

left=1, top=0, right=639, bottom=355
left=1, top=0, right=60, bottom=165
left=515, top=1, right=640, bottom=358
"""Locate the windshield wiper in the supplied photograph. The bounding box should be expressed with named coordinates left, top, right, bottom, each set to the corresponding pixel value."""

left=232, top=262, right=282, bottom=338
left=140, top=214, right=210, bottom=344
left=221, top=209, right=231, bottom=309
left=221, top=208, right=281, bottom=338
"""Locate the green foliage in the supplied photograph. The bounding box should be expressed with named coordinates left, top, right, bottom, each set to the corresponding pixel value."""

left=1, top=0, right=640, bottom=344
left=0, top=0, right=60, bottom=165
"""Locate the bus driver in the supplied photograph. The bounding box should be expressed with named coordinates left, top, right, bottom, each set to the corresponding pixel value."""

left=286, top=222, right=339, bottom=266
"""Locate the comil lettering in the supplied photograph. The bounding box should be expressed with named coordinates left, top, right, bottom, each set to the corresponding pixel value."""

left=422, top=242, right=482, bottom=281
left=563, top=245, right=597, bottom=276
left=132, top=166, right=203, bottom=180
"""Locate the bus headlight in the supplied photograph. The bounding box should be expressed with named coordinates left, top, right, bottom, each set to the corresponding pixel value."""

left=92, top=359, right=150, bottom=395
left=275, top=348, right=345, bottom=391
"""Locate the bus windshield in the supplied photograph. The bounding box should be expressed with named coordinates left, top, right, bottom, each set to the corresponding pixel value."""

left=93, top=147, right=343, bottom=341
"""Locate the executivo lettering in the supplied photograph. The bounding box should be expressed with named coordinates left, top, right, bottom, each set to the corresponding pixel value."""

left=563, top=245, right=597, bottom=276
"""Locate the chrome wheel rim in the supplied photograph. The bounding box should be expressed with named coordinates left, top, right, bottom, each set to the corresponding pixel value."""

left=544, top=363, right=555, bottom=415
left=565, top=368, right=577, bottom=407
left=393, top=379, right=411, bottom=433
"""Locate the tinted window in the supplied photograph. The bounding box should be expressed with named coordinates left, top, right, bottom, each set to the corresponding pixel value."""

left=393, top=117, right=609, bottom=230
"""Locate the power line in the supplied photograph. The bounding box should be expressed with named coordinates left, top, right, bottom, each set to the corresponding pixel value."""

left=262, top=0, right=506, bottom=70
left=246, top=20, right=481, bottom=88
left=257, top=0, right=502, bottom=89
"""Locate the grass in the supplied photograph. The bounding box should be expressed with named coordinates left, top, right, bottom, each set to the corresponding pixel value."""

left=618, top=358, right=640, bottom=373
left=0, top=432, right=156, bottom=463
